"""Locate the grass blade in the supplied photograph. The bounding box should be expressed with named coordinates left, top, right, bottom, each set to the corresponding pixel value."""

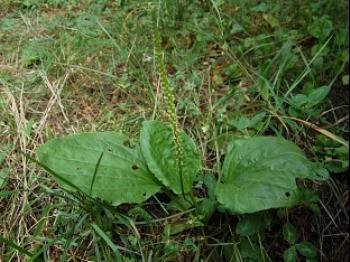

left=89, top=151, right=104, bottom=196
left=91, top=223, right=122, bottom=262
left=0, top=236, right=34, bottom=257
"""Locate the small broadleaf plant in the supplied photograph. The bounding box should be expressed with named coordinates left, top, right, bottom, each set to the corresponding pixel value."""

left=37, top=130, right=328, bottom=214
left=36, top=25, right=329, bottom=216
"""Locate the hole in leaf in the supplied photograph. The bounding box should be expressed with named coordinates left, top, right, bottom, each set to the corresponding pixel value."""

left=107, top=148, right=112, bottom=152
left=132, top=165, right=139, bottom=170
left=285, top=192, right=291, bottom=197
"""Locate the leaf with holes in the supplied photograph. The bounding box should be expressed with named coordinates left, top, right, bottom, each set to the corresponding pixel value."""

left=215, top=137, right=326, bottom=214
left=140, top=121, right=201, bottom=194
left=37, top=132, right=161, bottom=206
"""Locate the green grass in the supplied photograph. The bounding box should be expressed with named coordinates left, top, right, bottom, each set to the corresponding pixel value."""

left=0, top=0, right=349, bottom=261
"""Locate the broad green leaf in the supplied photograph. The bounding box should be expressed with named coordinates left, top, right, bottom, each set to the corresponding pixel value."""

left=165, top=217, right=204, bottom=235
left=231, top=116, right=252, bottom=131
left=20, top=40, right=50, bottom=67
left=263, top=14, right=279, bottom=28
left=140, top=121, right=201, bottom=194
left=215, top=137, right=323, bottom=214
left=224, top=64, right=243, bottom=79
left=307, top=86, right=330, bottom=107
left=296, top=241, right=317, bottom=258
left=307, top=16, right=333, bottom=40
left=283, top=223, right=298, bottom=244
left=200, top=173, right=217, bottom=200
left=326, top=159, right=349, bottom=173
left=311, top=43, right=330, bottom=57
left=236, top=211, right=272, bottom=236
left=308, top=203, right=321, bottom=216
left=231, top=112, right=266, bottom=131
left=197, top=198, right=217, bottom=222
left=290, top=94, right=309, bottom=108
left=290, top=86, right=330, bottom=110
left=251, top=3, right=268, bottom=12
left=239, top=237, right=263, bottom=260
left=231, top=23, right=244, bottom=34
left=168, top=194, right=193, bottom=211
left=128, top=207, right=152, bottom=222
left=296, top=189, right=320, bottom=203
left=283, top=246, right=297, bottom=262
left=37, top=132, right=161, bottom=206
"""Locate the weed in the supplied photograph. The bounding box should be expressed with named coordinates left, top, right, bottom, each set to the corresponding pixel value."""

left=0, top=0, right=348, bottom=261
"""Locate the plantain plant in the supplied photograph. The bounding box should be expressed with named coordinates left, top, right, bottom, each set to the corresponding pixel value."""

left=36, top=23, right=329, bottom=219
